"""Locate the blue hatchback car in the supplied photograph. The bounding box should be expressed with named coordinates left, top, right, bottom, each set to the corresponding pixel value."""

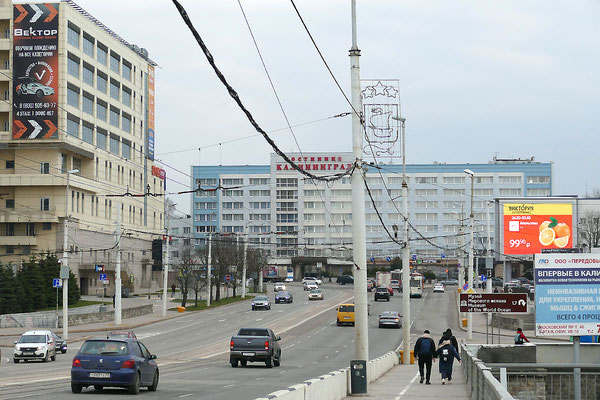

left=71, top=338, right=159, bottom=394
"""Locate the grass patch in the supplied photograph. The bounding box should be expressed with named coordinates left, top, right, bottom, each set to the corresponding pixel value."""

left=39, top=300, right=111, bottom=311
left=168, top=295, right=248, bottom=312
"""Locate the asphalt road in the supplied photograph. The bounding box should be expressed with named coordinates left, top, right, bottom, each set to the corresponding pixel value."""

left=0, top=283, right=450, bottom=400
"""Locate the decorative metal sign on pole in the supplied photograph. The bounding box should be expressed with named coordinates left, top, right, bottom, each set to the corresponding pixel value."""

left=361, top=79, right=401, bottom=159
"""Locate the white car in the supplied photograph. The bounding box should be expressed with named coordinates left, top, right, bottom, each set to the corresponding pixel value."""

left=308, top=289, right=324, bottom=300
left=304, top=282, right=319, bottom=291
left=274, top=282, right=287, bottom=292
left=285, top=277, right=293, bottom=283
left=433, top=283, right=445, bottom=293
left=13, top=330, right=57, bottom=363
left=302, top=277, right=322, bottom=285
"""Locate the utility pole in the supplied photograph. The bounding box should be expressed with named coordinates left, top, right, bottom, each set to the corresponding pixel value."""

left=206, top=233, right=212, bottom=307
left=115, top=205, right=122, bottom=325
left=162, top=204, right=170, bottom=317
left=349, top=0, right=369, bottom=373
left=62, top=169, right=79, bottom=340
left=465, top=169, right=475, bottom=340
left=242, top=229, right=248, bottom=298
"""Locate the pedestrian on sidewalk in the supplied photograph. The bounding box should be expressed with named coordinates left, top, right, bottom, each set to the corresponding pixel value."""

left=171, top=283, right=176, bottom=297
left=436, top=335, right=461, bottom=384
left=514, top=327, right=530, bottom=344
left=438, top=328, right=459, bottom=352
left=414, top=329, right=436, bottom=385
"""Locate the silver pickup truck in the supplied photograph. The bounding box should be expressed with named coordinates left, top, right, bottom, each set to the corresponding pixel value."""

left=229, top=328, right=281, bottom=368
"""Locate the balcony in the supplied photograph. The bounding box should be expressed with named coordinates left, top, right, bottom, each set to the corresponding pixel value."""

left=0, top=235, right=37, bottom=246
left=0, top=206, right=58, bottom=223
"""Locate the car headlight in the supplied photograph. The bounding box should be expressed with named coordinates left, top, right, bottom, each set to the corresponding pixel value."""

left=252, top=302, right=255, bottom=305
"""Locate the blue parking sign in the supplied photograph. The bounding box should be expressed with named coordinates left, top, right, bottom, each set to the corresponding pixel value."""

left=99, top=273, right=107, bottom=281
left=52, top=278, right=62, bottom=288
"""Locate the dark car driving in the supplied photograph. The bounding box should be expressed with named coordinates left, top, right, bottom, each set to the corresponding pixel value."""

left=51, top=331, right=68, bottom=354
left=275, top=291, right=293, bottom=304
left=374, top=287, right=390, bottom=302
left=71, top=338, right=158, bottom=394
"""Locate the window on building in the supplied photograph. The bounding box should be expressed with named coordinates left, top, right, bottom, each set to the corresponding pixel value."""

left=67, top=85, right=79, bottom=108
left=443, top=176, right=465, bottom=184
left=528, top=188, right=550, bottom=196
left=249, top=178, right=270, bottom=185
left=67, top=53, right=79, bottom=78
left=499, top=188, right=522, bottom=196
left=277, top=190, right=298, bottom=199
left=122, top=113, right=131, bottom=133
left=331, top=189, right=351, bottom=197
left=499, top=176, right=521, bottom=184
left=40, top=198, right=50, bottom=211
left=415, top=201, right=438, bottom=209
left=122, top=140, right=131, bottom=159
left=249, top=202, right=270, bottom=209
left=527, top=176, right=550, bottom=184
left=82, top=123, right=94, bottom=144
left=97, top=42, right=108, bottom=64
left=249, top=190, right=270, bottom=197
left=83, top=63, right=94, bottom=86
left=6, top=199, right=14, bottom=209
left=276, top=178, right=297, bottom=187
left=197, top=178, right=217, bottom=186
left=110, top=52, right=120, bottom=73
left=416, top=189, right=437, bottom=196
left=110, top=79, right=120, bottom=100
left=97, top=128, right=107, bottom=150
left=122, top=86, right=131, bottom=107
left=5, top=223, right=14, bottom=236
left=222, top=178, right=244, bottom=186
left=249, top=213, right=270, bottom=221
left=415, top=176, right=437, bottom=184
left=443, top=188, right=465, bottom=196
left=96, top=100, right=107, bottom=121
left=5, top=160, right=14, bottom=169
left=277, top=214, right=298, bottom=223
left=67, top=23, right=80, bottom=47
left=475, top=176, right=493, bottom=184
left=122, top=60, right=132, bottom=81
left=83, top=32, right=94, bottom=57
left=67, top=115, right=79, bottom=138
left=110, top=107, right=120, bottom=128
left=42, top=222, right=51, bottom=230
left=97, top=71, right=108, bottom=93
left=110, top=134, right=120, bottom=155
left=82, top=92, right=94, bottom=115
left=473, top=189, right=493, bottom=196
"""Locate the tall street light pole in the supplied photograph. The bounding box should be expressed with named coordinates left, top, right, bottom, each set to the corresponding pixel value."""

left=464, top=168, right=475, bottom=340
left=349, top=0, right=369, bottom=372
left=393, top=115, right=410, bottom=364
left=62, top=168, right=79, bottom=340
left=162, top=202, right=173, bottom=317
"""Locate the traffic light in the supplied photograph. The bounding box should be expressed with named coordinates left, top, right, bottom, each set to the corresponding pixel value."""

left=152, top=239, right=162, bottom=270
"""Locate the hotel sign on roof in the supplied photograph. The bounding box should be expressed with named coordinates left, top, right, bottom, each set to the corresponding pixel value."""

left=274, top=154, right=353, bottom=173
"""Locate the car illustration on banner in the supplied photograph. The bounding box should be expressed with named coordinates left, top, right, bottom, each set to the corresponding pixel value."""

left=15, top=76, right=55, bottom=98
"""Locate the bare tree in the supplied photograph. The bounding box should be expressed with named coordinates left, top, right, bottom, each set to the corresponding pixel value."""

left=175, top=244, right=197, bottom=307
left=211, top=237, right=238, bottom=301
left=579, top=211, right=600, bottom=250
left=246, top=247, right=267, bottom=293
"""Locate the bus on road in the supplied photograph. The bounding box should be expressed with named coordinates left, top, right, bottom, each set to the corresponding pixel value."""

left=409, top=273, right=424, bottom=298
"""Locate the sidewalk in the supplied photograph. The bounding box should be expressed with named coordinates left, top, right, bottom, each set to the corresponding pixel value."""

left=343, top=361, right=469, bottom=399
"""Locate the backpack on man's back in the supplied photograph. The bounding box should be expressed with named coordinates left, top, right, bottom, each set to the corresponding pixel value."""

left=419, top=338, right=432, bottom=356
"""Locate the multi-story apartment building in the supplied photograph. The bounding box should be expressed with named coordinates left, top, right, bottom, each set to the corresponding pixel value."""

left=191, top=153, right=552, bottom=275
left=0, top=1, right=164, bottom=294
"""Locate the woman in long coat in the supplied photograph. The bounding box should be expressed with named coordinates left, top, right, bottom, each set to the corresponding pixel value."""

left=435, top=337, right=461, bottom=384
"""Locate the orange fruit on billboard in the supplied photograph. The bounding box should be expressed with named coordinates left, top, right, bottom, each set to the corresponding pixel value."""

left=539, top=220, right=551, bottom=233
left=554, top=236, right=569, bottom=248
left=539, top=228, right=555, bottom=246
left=553, top=223, right=570, bottom=239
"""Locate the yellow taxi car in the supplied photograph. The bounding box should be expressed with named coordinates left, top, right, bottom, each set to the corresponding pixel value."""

left=336, top=304, right=355, bottom=326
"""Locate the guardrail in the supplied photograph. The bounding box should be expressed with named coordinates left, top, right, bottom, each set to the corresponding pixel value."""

left=254, top=350, right=399, bottom=400
left=461, top=344, right=514, bottom=400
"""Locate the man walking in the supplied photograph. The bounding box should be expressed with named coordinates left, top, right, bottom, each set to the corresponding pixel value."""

left=414, top=329, right=436, bottom=384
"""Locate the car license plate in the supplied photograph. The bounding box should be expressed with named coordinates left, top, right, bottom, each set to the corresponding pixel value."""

left=242, top=352, right=255, bottom=357
left=343, top=316, right=350, bottom=319
left=90, top=373, right=110, bottom=378
left=23, top=352, right=34, bottom=355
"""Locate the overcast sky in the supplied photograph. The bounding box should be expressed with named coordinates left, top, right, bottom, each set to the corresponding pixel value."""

left=75, top=0, right=600, bottom=201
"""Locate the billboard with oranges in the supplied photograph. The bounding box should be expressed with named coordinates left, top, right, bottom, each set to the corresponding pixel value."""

left=503, top=203, right=573, bottom=255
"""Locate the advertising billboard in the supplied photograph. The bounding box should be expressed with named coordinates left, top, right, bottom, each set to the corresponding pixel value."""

left=12, top=4, right=59, bottom=139
left=503, top=203, right=572, bottom=255
left=534, top=254, right=600, bottom=336
left=147, top=65, right=155, bottom=160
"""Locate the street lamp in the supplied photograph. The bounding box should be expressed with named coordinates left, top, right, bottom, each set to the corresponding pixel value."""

left=463, top=169, right=474, bottom=340
left=62, top=168, right=79, bottom=340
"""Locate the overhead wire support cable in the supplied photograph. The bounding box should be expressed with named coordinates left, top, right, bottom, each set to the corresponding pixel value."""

left=171, top=0, right=352, bottom=183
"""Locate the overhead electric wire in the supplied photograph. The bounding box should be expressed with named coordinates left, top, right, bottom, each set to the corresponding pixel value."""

left=171, top=0, right=352, bottom=183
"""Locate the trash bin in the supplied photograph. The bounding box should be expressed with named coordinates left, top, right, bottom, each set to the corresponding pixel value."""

left=350, top=359, right=367, bottom=394
left=399, top=350, right=415, bottom=364
left=177, top=306, right=186, bottom=313
left=99, top=305, right=108, bottom=313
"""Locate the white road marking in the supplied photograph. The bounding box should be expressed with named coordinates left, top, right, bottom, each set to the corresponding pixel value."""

left=223, top=384, right=235, bottom=388
left=395, top=372, right=420, bottom=399
left=256, top=377, right=264, bottom=380
left=179, top=394, right=194, bottom=398
left=255, top=318, right=263, bottom=322
left=279, top=370, right=286, bottom=374
left=325, top=355, right=329, bottom=359
left=218, top=319, right=227, bottom=322
left=312, top=361, right=317, bottom=364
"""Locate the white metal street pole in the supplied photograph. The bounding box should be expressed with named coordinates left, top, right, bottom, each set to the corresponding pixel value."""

left=62, top=169, right=78, bottom=340
left=464, top=169, right=475, bottom=340
left=242, top=230, right=248, bottom=298
left=486, top=202, right=492, bottom=295
left=349, top=0, right=369, bottom=367
left=115, top=206, right=122, bottom=325
left=206, top=233, right=212, bottom=307
left=162, top=204, right=171, bottom=317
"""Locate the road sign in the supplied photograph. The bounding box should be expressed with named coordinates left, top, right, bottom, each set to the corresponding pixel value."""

left=534, top=253, right=600, bottom=336
left=465, top=287, right=477, bottom=294
left=99, top=273, right=107, bottom=281
left=460, top=293, right=528, bottom=313
left=480, top=275, right=487, bottom=282
left=386, top=257, right=391, bottom=262
left=411, top=254, right=416, bottom=261
left=95, top=265, right=105, bottom=272
left=441, top=253, right=446, bottom=258
left=52, top=278, right=62, bottom=288
left=224, top=274, right=231, bottom=282
left=462, top=283, right=469, bottom=291
left=370, top=258, right=375, bottom=262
